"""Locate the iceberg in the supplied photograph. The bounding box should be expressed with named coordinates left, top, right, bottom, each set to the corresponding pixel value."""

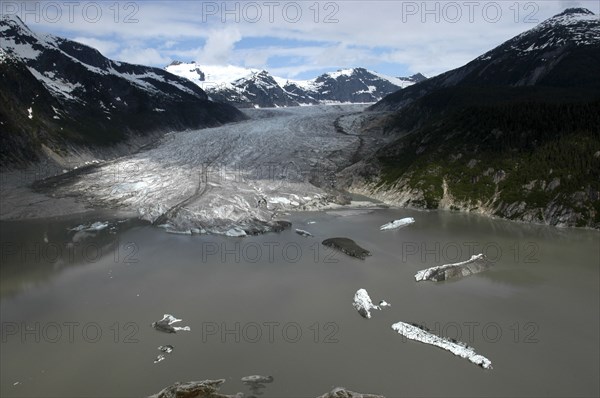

left=415, top=253, right=492, bottom=282
left=165, top=229, right=192, bottom=235
left=317, top=387, right=384, bottom=398
left=241, top=375, right=273, bottom=384
left=225, top=227, right=247, bottom=237
left=378, top=300, right=391, bottom=308
left=380, top=217, right=415, bottom=230
left=352, top=289, right=390, bottom=319
left=151, top=314, right=191, bottom=333
left=391, top=321, right=492, bottom=369
left=241, top=375, right=273, bottom=395
left=149, top=379, right=242, bottom=398
left=70, top=221, right=110, bottom=232
left=295, top=229, right=313, bottom=237
left=153, top=345, right=174, bottom=364
left=322, top=238, right=370, bottom=260
left=158, top=345, right=174, bottom=354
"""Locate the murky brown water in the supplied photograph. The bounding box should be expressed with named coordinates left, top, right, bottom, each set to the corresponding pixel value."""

left=1, top=208, right=598, bottom=397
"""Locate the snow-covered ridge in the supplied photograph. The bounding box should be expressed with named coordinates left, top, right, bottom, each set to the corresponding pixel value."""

left=476, top=7, right=599, bottom=60
left=165, top=62, right=261, bottom=89
left=165, top=63, right=426, bottom=108
left=1, top=15, right=202, bottom=100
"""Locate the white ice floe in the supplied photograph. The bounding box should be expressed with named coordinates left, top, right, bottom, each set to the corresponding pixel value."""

left=378, top=300, right=391, bottom=308
left=241, top=375, right=274, bottom=384
left=70, top=221, right=109, bottom=232
left=165, top=229, right=192, bottom=235
left=391, top=321, right=492, bottom=369
left=158, top=345, right=174, bottom=354
left=380, top=217, right=415, bottom=230
left=153, top=345, right=174, bottom=363
left=295, top=229, right=313, bottom=237
left=152, top=314, right=191, bottom=333
left=414, top=253, right=491, bottom=282
left=352, top=289, right=390, bottom=319
left=225, top=227, right=247, bottom=237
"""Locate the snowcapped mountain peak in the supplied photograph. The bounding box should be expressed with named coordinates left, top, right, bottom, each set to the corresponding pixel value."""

left=165, top=62, right=426, bottom=108
left=326, top=68, right=358, bottom=78
left=543, top=7, right=597, bottom=27
left=554, top=7, right=595, bottom=18
left=1, top=13, right=28, bottom=28
left=472, top=7, right=599, bottom=62
left=165, top=62, right=259, bottom=86
left=374, top=7, right=600, bottom=112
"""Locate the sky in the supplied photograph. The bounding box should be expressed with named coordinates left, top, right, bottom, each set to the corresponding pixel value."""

left=2, top=0, right=599, bottom=79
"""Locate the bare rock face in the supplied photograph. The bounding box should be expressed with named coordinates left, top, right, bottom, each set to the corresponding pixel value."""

left=317, top=387, right=385, bottom=398
left=322, top=238, right=371, bottom=260
left=149, top=379, right=243, bottom=398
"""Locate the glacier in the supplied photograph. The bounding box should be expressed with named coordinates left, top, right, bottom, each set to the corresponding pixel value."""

left=42, top=105, right=387, bottom=234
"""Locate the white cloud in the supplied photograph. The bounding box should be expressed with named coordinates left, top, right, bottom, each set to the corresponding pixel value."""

left=116, top=47, right=171, bottom=66
left=19, top=1, right=600, bottom=77
left=560, top=0, right=583, bottom=8
left=72, top=37, right=120, bottom=57
left=197, top=28, right=242, bottom=64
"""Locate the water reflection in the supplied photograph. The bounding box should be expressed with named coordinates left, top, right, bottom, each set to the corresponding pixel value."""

left=0, top=213, right=146, bottom=298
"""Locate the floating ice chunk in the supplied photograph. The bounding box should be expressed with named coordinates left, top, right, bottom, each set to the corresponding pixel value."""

left=317, top=387, right=384, bottom=398
left=152, top=314, right=191, bottom=333
left=153, top=345, right=174, bottom=363
left=158, top=345, right=174, bottom=354
left=166, top=229, right=192, bottom=235
left=295, top=229, right=313, bottom=237
left=323, top=237, right=370, bottom=259
left=241, top=375, right=273, bottom=384
left=415, top=254, right=492, bottom=282
left=380, top=217, right=415, bottom=230
left=391, top=321, right=492, bottom=369
left=69, top=221, right=109, bottom=232
left=379, top=300, right=391, bottom=308
left=352, top=289, right=381, bottom=319
left=242, top=375, right=273, bottom=396
left=225, top=227, right=247, bottom=237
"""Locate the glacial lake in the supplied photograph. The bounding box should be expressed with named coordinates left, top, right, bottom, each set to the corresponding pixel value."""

left=1, top=208, right=598, bottom=397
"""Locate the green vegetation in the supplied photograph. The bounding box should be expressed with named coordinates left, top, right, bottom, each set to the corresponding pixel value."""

left=376, top=97, right=600, bottom=227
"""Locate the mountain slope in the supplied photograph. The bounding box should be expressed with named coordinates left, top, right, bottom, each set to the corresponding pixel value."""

left=341, top=8, right=600, bottom=228
left=165, top=63, right=425, bottom=108
left=0, top=16, right=245, bottom=167
left=372, top=8, right=600, bottom=111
